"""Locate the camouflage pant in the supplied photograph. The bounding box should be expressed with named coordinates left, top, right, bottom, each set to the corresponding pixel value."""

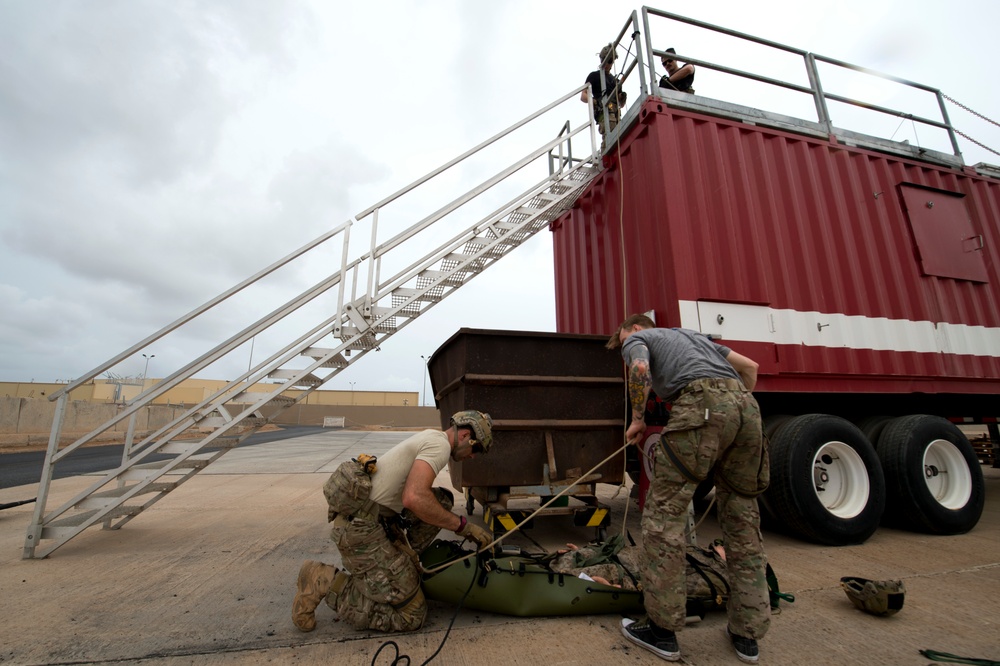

left=549, top=543, right=644, bottom=591
left=327, top=488, right=452, bottom=632
left=596, top=103, right=620, bottom=136
left=642, top=378, right=771, bottom=638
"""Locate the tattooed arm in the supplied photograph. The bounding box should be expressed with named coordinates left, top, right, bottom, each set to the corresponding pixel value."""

left=625, top=343, right=653, bottom=445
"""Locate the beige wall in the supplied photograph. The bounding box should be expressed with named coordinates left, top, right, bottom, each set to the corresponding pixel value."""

left=0, top=382, right=95, bottom=401
left=0, top=396, right=193, bottom=446
left=0, top=380, right=417, bottom=408
left=0, top=395, right=440, bottom=447
left=272, top=404, right=441, bottom=428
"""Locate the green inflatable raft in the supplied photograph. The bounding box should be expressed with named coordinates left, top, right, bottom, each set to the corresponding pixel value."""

left=419, top=539, right=644, bottom=617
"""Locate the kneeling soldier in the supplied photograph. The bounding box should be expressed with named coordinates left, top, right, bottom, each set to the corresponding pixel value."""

left=292, top=411, right=494, bottom=633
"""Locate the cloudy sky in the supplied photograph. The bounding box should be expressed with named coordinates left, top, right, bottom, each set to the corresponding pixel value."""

left=2, top=0, right=998, bottom=402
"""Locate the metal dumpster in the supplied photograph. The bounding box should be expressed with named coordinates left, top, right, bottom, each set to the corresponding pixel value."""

left=427, top=328, right=626, bottom=540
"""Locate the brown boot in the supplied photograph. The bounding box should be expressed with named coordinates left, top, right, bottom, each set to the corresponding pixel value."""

left=292, top=560, right=337, bottom=632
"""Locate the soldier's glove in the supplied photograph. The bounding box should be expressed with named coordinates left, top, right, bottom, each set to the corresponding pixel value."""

left=455, top=516, right=492, bottom=551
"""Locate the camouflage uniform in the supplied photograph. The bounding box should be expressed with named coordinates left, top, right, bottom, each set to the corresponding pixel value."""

left=643, top=378, right=771, bottom=638
left=595, top=99, right=621, bottom=137
left=328, top=488, right=453, bottom=632
left=549, top=539, right=643, bottom=591
left=584, top=49, right=624, bottom=150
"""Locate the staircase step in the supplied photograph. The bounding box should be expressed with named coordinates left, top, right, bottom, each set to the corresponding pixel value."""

left=335, top=326, right=379, bottom=350
left=268, top=370, right=323, bottom=387
left=391, top=288, right=443, bottom=303
left=301, top=347, right=349, bottom=368
left=120, top=458, right=210, bottom=481
left=40, top=506, right=142, bottom=538
left=442, top=252, right=487, bottom=268
left=416, top=270, right=464, bottom=287
left=193, top=416, right=227, bottom=429
left=76, top=482, right=177, bottom=510
left=159, top=436, right=238, bottom=454
left=231, top=390, right=294, bottom=406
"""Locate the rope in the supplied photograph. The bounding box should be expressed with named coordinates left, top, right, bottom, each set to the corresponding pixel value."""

left=612, top=35, right=634, bottom=536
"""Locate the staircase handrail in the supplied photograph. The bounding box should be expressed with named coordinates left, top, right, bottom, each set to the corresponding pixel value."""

left=49, top=221, right=353, bottom=401
left=46, top=87, right=597, bottom=462
left=355, top=85, right=591, bottom=221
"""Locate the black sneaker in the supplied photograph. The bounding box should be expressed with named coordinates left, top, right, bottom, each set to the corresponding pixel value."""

left=621, top=618, right=681, bottom=662
left=726, top=626, right=759, bottom=663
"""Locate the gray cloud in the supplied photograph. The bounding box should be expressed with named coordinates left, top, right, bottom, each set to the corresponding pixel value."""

left=0, top=0, right=997, bottom=390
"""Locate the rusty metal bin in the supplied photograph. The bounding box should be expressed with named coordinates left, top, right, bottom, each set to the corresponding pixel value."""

left=427, top=328, right=625, bottom=539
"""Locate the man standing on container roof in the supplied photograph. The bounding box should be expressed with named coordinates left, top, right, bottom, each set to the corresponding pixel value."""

left=291, top=410, right=494, bottom=633
left=608, top=314, right=770, bottom=663
left=581, top=42, right=627, bottom=149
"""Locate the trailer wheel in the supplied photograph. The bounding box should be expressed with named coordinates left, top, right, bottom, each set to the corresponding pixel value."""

left=766, top=414, right=885, bottom=545
left=877, top=415, right=985, bottom=534
left=763, top=414, right=795, bottom=439
left=758, top=414, right=794, bottom=527
left=855, top=415, right=893, bottom=448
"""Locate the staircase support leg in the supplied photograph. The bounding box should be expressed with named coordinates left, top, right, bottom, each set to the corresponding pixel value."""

left=23, top=394, right=69, bottom=559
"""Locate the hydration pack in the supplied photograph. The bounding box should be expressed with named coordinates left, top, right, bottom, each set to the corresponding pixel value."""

left=322, top=455, right=377, bottom=522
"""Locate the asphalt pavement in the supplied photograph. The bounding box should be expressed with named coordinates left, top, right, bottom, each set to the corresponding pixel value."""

left=0, top=428, right=997, bottom=665
left=0, top=426, right=330, bottom=490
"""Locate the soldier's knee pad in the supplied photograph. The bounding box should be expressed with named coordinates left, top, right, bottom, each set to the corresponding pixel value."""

left=324, top=570, right=351, bottom=611
left=396, top=587, right=427, bottom=631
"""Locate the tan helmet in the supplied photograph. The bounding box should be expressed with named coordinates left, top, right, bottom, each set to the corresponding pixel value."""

left=450, top=410, right=494, bottom=453
left=840, top=577, right=905, bottom=616
left=599, top=43, right=616, bottom=65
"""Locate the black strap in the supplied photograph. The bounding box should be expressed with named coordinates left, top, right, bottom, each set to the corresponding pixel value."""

left=685, top=551, right=730, bottom=604
left=389, top=586, right=421, bottom=611
left=661, top=437, right=704, bottom=483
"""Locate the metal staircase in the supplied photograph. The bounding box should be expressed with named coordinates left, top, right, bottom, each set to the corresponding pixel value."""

left=23, top=86, right=603, bottom=559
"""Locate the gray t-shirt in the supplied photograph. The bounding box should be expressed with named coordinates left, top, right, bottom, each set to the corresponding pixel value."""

left=621, top=327, right=739, bottom=401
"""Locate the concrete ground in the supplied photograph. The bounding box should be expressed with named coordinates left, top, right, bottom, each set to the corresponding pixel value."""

left=1, top=429, right=997, bottom=666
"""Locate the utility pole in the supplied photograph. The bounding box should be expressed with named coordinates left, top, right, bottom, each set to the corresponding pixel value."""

left=142, top=354, right=156, bottom=384
left=420, top=355, right=429, bottom=407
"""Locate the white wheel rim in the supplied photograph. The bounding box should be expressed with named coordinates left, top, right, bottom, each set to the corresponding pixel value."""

left=811, top=441, right=870, bottom=519
left=923, top=439, right=972, bottom=509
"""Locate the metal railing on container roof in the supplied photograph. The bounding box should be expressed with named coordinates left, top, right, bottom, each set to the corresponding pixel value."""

left=638, top=7, right=963, bottom=160
left=580, top=9, right=647, bottom=141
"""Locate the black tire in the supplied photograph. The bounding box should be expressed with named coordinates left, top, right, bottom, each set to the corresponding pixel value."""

left=877, top=415, right=985, bottom=534
left=758, top=414, right=794, bottom=527
left=763, top=414, right=795, bottom=440
left=766, top=414, right=885, bottom=545
left=855, top=415, right=894, bottom=448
